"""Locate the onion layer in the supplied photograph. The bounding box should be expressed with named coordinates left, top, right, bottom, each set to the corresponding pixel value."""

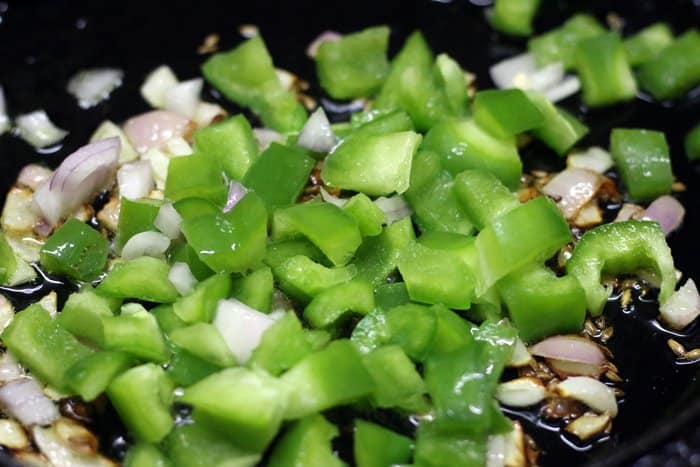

left=642, top=195, right=685, bottom=236
left=213, top=299, right=277, bottom=364
left=542, top=168, right=602, bottom=220
left=0, top=379, right=60, bottom=427
left=659, top=278, right=700, bottom=330
left=297, top=108, right=336, bottom=153
left=555, top=376, right=618, bottom=417
left=529, top=335, right=606, bottom=367
left=0, top=85, right=10, bottom=135
left=168, top=262, right=198, bottom=296
left=223, top=181, right=248, bottom=213
left=17, top=164, right=53, bottom=191
left=66, top=68, right=124, bottom=108
left=306, top=31, right=342, bottom=58
left=117, top=160, right=153, bottom=200
left=14, top=110, right=68, bottom=148
left=123, top=110, right=191, bottom=154
left=120, top=231, right=171, bottom=261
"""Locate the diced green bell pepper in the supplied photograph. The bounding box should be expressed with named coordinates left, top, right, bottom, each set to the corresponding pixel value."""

left=610, top=128, right=673, bottom=201
left=124, top=443, right=172, bottom=467
left=528, top=13, right=606, bottom=69
left=354, top=420, right=413, bottom=467
left=304, top=279, right=375, bottom=328
left=172, top=273, right=231, bottom=323
left=433, top=54, right=469, bottom=116
left=57, top=287, right=116, bottom=346
left=98, top=257, right=179, bottom=303
left=169, top=242, right=215, bottom=281
left=102, top=306, right=169, bottom=362
left=623, top=23, right=674, bottom=67
left=362, top=345, right=428, bottom=412
left=566, top=220, right=676, bottom=316
left=172, top=197, right=219, bottom=222
left=374, top=282, right=410, bottom=311
left=193, top=115, right=259, bottom=181
left=349, top=110, right=415, bottom=138
left=167, top=347, right=221, bottom=387
left=169, top=323, right=236, bottom=367
left=231, top=267, right=274, bottom=312
left=249, top=312, right=312, bottom=376
left=414, top=423, right=486, bottom=467
left=65, top=351, right=134, bottom=401
left=40, top=219, right=108, bottom=281
left=165, top=420, right=260, bottom=467
left=117, top=198, right=162, bottom=250
left=264, top=238, right=327, bottom=269
left=152, top=304, right=187, bottom=334
left=343, top=193, right=385, bottom=237
left=638, top=30, right=700, bottom=100
left=686, top=123, right=700, bottom=161
left=454, top=169, right=519, bottom=230
left=473, top=89, right=544, bottom=139
left=165, top=154, right=227, bottom=204
left=315, top=26, right=391, bottom=99
left=273, top=255, right=356, bottom=302
left=352, top=217, right=415, bottom=286
left=268, top=414, right=344, bottom=467
left=526, top=90, right=588, bottom=155
left=490, top=0, right=541, bottom=37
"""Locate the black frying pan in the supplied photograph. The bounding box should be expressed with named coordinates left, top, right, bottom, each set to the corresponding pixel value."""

left=0, top=0, right=699, bottom=465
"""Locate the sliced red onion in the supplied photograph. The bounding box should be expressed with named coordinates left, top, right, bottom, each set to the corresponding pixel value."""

left=14, top=110, right=68, bottom=148
left=223, top=181, right=248, bottom=213
left=542, top=168, right=602, bottom=220
left=0, top=85, right=9, bottom=135
left=123, top=110, right=191, bottom=154
left=168, top=262, right=198, bottom=296
left=306, top=31, right=342, bottom=58
left=33, top=137, right=120, bottom=227
left=642, top=195, right=685, bottom=236
left=297, top=108, right=336, bottom=153
left=0, top=353, right=23, bottom=383
left=213, top=298, right=277, bottom=364
left=117, top=160, right=153, bottom=200
left=154, top=203, right=183, bottom=239
left=120, top=231, right=170, bottom=261
left=374, top=195, right=412, bottom=224
left=0, top=379, right=60, bottom=427
left=17, top=164, right=53, bottom=191
left=529, top=335, right=606, bottom=367
left=614, top=203, right=644, bottom=222
left=556, top=376, right=618, bottom=417
left=320, top=187, right=347, bottom=207
left=659, top=278, right=700, bottom=330
left=141, top=65, right=179, bottom=108
left=253, top=127, right=282, bottom=150
left=547, top=358, right=605, bottom=378
left=567, top=147, right=614, bottom=174
left=164, top=78, right=203, bottom=119
left=66, top=68, right=124, bottom=109
left=542, top=75, right=581, bottom=103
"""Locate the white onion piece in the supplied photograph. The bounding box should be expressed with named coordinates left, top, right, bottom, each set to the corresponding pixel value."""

left=306, top=31, right=342, bottom=58
left=507, top=337, right=533, bottom=367
left=223, top=181, right=248, bottom=213
left=556, top=376, right=618, bottom=417
left=120, top=231, right=170, bottom=261
left=485, top=434, right=506, bottom=467
left=165, top=137, right=193, bottom=157
left=659, top=279, right=700, bottom=330
left=38, top=291, right=58, bottom=318
left=495, top=377, right=547, bottom=407
left=253, top=127, right=282, bottom=150
left=614, top=203, right=644, bottom=222
left=0, top=379, right=60, bottom=427
left=117, top=160, right=153, bottom=200
left=565, top=413, right=611, bottom=441
left=490, top=53, right=537, bottom=89
left=525, top=62, right=565, bottom=92
left=141, top=65, right=179, bottom=108
left=141, top=148, right=170, bottom=190
left=214, top=298, right=277, bottom=364
left=17, top=164, right=53, bottom=191
left=193, top=101, right=226, bottom=127
left=66, top=68, right=123, bottom=108
left=0, top=353, right=23, bottom=383
left=320, top=187, right=347, bottom=207
left=33, top=137, right=120, bottom=227
left=33, top=421, right=113, bottom=467
left=123, top=110, right=191, bottom=154
left=154, top=203, right=182, bottom=239
left=2, top=187, right=39, bottom=231
left=0, top=296, right=14, bottom=333
left=89, top=120, right=138, bottom=163
left=374, top=195, right=412, bottom=224
left=168, top=262, right=197, bottom=296
left=297, top=108, right=336, bottom=153
left=0, top=419, right=29, bottom=450
left=164, top=78, right=203, bottom=119
left=642, top=195, right=685, bottom=236
left=276, top=69, right=297, bottom=92
left=542, top=168, right=602, bottom=220
left=14, top=110, right=68, bottom=148
left=567, top=146, right=614, bottom=174
left=0, top=85, right=10, bottom=135
left=543, top=75, right=581, bottom=103
left=529, top=335, right=606, bottom=366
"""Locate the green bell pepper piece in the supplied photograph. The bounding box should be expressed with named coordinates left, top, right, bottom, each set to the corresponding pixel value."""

left=362, top=345, right=428, bottom=412
left=638, top=29, right=700, bottom=100
left=304, top=279, right=375, bottom=329
left=281, top=339, right=375, bottom=419
left=354, top=420, right=413, bottom=467
left=343, top=193, right=385, bottom=237
left=686, top=122, right=700, bottom=161
left=152, top=304, right=186, bottom=334
left=172, top=197, right=220, bottom=222
left=414, top=423, right=486, bottom=467
left=231, top=267, right=274, bottom=312
left=575, top=32, right=638, bottom=107
left=610, top=128, right=673, bottom=201
left=202, top=35, right=307, bottom=132
left=434, top=53, right=469, bottom=116
left=169, top=323, right=236, bottom=367
left=264, top=238, right=327, bottom=269
left=164, top=154, right=227, bottom=204
left=349, top=110, right=415, bottom=138
left=40, top=219, right=108, bottom=281
left=117, top=198, right=162, bottom=250
left=193, top=114, right=259, bottom=181
left=173, top=273, right=232, bottom=323
left=242, top=143, right=316, bottom=212
left=322, top=131, right=421, bottom=196
left=528, top=13, right=606, bottom=69
left=98, top=257, right=179, bottom=303
left=57, top=287, right=116, bottom=346
left=3, top=304, right=93, bottom=391
left=165, top=420, right=260, bottom=467
left=526, top=90, right=589, bottom=155
left=473, top=89, right=544, bottom=139
left=624, top=23, right=674, bottom=67
left=107, top=363, right=174, bottom=443
left=352, top=217, right=415, bottom=285
left=268, top=414, right=344, bottom=467
left=476, top=196, right=571, bottom=291
left=490, top=0, right=540, bottom=37
left=0, top=232, right=17, bottom=285
left=166, top=347, right=221, bottom=387
left=315, top=26, right=390, bottom=99
left=273, top=255, right=356, bottom=302
left=125, top=444, right=172, bottom=467
left=169, top=242, right=215, bottom=281
left=102, top=306, right=169, bottom=362
left=454, top=169, right=519, bottom=230
left=272, top=202, right=362, bottom=266
left=65, top=351, right=134, bottom=401
left=567, top=220, right=676, bottom=316
left=179, top=367, right=287, bottom=452
left=374, top=282, right=410, bottom=311
left=249, top=312, right=312, bottom=376
left=422, top=118, right=522, bottom=190
left=498, top=264, right=586, bottom=342
left=181, top=192, right=267, bottom=273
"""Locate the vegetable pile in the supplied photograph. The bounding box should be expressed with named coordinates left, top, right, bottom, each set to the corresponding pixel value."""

left=0, top=3, right=699, bottom=466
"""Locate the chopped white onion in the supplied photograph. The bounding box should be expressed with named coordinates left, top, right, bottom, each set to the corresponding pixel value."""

left=193, top=101, right=226, bottom=127
left=165, top=137, right=193, bottom=157
left=141, top=65, right=179, bottom=108
left=154, top=203, right=183, bottom=239
left=120, top=231, right=170, bottom=260
left=0, top=296, right=14, bottom=333
left=495, top=377, right=547, bottom=407
left=614, top=203, right=645, bottom=222
left=38, top=291, right=58, bottom=318
left=489, top=52, right=579, bottom=102
left=141, top=148, right=170, bottom=189
left=0, top=85, right=10, bottom=135
left=572, top=201, right=603, bottom=229
left=547, top=358, right=605, bottom=379
left=89, top=120, right=138, bottom=163
left=223, top=181, right=248, bottom=213
left=529, top=335, right=606, bottom=367
left=123, top=110, right=191, bottom=154
left=0, top=379, right=60, bottom=427
left=253, top=128, right=283, bottom=150
left=168, top=262, right=197, bottom=296
left=0, top=419, right=29, bottom=450
left=66, top=68, right=123, bottom=108
left=1, top=187, right=39, bottom=231
left=306, top=31, right=342, bottom=58
left=0, top=353, right=23, bottom=383
left=642, top=195, right=685, bottom=236
left=565, top=413, right=611, bottom=441
left=117, top=160, right=153, bottom=200
left=276, top=69, right=297, bottom=92
left=164, top=78, right=203, bottom=119
left=567, top=147, right=614, bottom=174
left=485, top=434, right=506, bottom=467
left=507, top=337, right=534, bottom=367
left=320, top=187, right=347, bottom=207
left=659, top=278, right=700, bottom=330
left=297, top=108, right=336, bottom=153
left=374, top=195, right=412, bottom=224
left=214, top=298, right=277, bottom=364
left=17, top=164, right=53, bottom=191
left=33, top=137, right=120, bottom=227
left=33, top=420, right=112, bottom=467
left=543, top=75, right=581, bottom=103
left=556, top=376, right=618, bottom=417
left=525, top=62, right=566, bottom=92
left=542, top=168, right=602, bottom=220
left=14, top=110, right=68, bottom=148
